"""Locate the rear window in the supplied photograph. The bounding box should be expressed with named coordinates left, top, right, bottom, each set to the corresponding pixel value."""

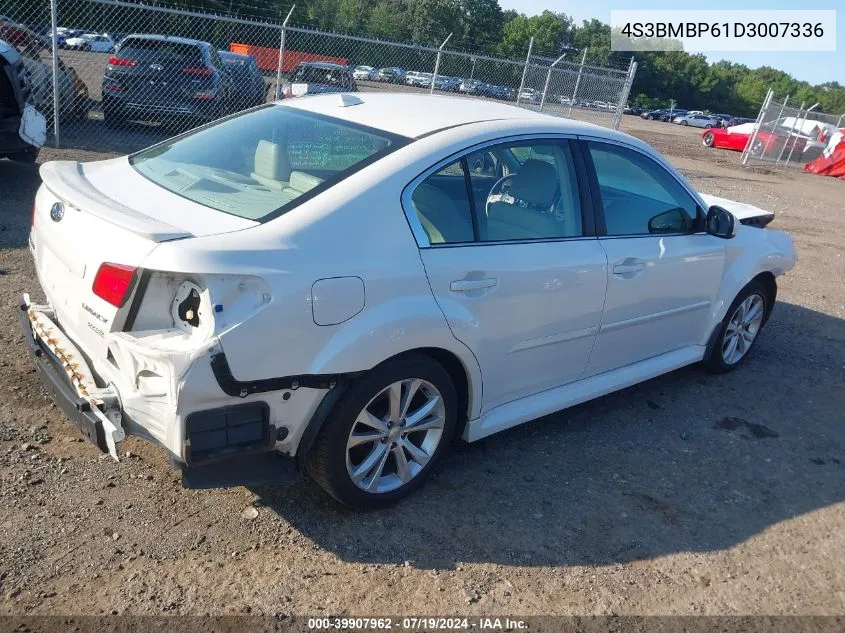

left=129, top=105, right=409, bottom=222
left=291, top=65, right=346, bottom=85
left=118, top=38, right=203, bottom=65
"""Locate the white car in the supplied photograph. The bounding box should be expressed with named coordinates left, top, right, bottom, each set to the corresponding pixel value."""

left=352, top=65, right=375, bottom=81
left=64, top=32, right=114, bottom=53
left=22, top=94, right=795, bottom=508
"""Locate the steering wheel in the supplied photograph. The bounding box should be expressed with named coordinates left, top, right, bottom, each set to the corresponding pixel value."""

left=484, top=174, right=516, bottom=216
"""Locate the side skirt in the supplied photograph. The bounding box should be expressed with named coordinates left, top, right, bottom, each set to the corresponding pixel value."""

left=464, top=345, right=705, bottom=442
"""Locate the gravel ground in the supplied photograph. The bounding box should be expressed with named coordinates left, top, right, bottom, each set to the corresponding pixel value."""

left=0, top=116, right=844, bottom=617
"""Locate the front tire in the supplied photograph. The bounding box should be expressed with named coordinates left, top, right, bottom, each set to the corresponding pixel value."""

left=703, top=280, right=770, bottom=374
left=307, top=354, right=458, bottom=509
left=703, top=132, right=715, bottom=147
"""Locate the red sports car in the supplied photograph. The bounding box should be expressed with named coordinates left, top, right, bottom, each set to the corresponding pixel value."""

left=702, top=123, right=807, bottom=156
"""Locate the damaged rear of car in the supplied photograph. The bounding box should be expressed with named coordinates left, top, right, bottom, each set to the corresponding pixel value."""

left=21, top=103, right=406, bottom=488
left=1, top=39, right=45, bottom=162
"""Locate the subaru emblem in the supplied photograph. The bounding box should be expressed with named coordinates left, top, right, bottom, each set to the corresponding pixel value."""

left=49, top=202, right=64, bottom=222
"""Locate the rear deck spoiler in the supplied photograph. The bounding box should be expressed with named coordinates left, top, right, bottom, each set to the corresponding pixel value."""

left=39, top=161, right=192, bottom=242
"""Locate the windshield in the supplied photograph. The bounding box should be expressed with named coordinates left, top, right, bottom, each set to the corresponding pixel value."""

left=130, top=105, right=409, bottom=222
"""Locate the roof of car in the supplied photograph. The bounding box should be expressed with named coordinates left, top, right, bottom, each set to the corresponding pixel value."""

left=299, top=61, right=347, bottom=70
left=122, top=33, right=209, bottom=47
left=218, top=50, right=251, bottom=60
left=280, top=92, right=624, bottom=140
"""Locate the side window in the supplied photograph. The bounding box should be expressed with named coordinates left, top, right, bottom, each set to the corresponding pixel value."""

left=587, top=142, right=699, bottom=236
left=470, top=141, right=583, bottom=241
left=410, top=160, right=475, bottom=245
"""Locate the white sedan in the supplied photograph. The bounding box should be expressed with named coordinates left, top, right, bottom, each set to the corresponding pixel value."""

left=64, top=32, right=114, bottom=53
left=22, top=94, right=795, bottom=508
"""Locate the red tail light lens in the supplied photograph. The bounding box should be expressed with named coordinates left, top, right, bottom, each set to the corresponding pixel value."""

left=182, top=67, right=213, bottom=76
left=108, top=56, right=136, bottom=67
left=92, top=263, right=137, bottom=307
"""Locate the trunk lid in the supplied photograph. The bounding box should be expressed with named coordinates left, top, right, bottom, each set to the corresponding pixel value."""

left=32, top=158, right=254, bottom=360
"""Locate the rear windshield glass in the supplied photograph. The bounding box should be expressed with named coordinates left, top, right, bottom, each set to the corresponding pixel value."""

left=291, top=65, right=346, bottom=85
left=129, top=105, right=409, bottom=222
left=118, top=39, right=203, bottom=64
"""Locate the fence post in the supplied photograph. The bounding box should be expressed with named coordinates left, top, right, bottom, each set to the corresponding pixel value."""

left=567, top=48, right=587, bottom=116
left=274, top=4, right=295, bottom=100
left=469, top=57, right=476, bottom=82
left=836, top=113, right=844, bottom=130
left=771, top=95, right=791, bottom=163
left=612, top=57, right=637, bottom=130
left=742, top=89, right=773, bottom=165
left=49, top=0, right=60, bottom=147
left=785, top=103, right=818, bottom=166
left=515, top=36, right=533, bottom=105
left=539, top=53, right=565, bottom=112
left=430, top=33, right=452, bottom=95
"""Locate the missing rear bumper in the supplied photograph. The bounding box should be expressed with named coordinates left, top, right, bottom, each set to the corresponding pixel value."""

left=19, top=295, right=124, bottom=458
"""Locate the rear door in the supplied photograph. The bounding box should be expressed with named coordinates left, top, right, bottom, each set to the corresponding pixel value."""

left=581, top=139, right=726, bottom=376
left=407, top=138, right=608, bottom=413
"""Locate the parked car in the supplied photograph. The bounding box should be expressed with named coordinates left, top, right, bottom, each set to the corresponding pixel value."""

left=352, top=65, right=376, bottom=81
left=218, top=50, right=266, bottom=110
left=701, top=121, right=807, bottom=156
left=21, top=93, right=794, bottom=508
left=434, top=75, right=461, bottom=92
left=660, top=109, right=686, bottom=122
left=488, top=84, right=513, bottom=100
left=675, top=113, right=719, bottom=128
left=458, top=79, right=482, bottom=94
left=519, top=87, right=540, bottom=104
left=65, top=32, right=114, bottom=53
left=641, top=109, right=665, bottom=120
left=376, top=67, right=406, bottom=84
left=0, top=19, right=89, bottom=119
left=405, top=71, right=432, bottom=88
left=101, top=34, right=234, bottom=126
left=284, top=61, right=356, bottom=97
left=0, top=38, right=45, bottom=162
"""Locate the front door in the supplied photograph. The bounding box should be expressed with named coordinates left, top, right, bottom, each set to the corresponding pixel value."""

left=582, top=140, right=726, bottom=376
left=407, top=139, right=608, bottom=413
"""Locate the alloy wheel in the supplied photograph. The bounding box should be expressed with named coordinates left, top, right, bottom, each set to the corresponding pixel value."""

left=722, top=294, right=765, bottom=365
left=345, top=379, right=446, bottom=493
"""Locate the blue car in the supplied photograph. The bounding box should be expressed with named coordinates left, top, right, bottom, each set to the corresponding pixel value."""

left=218, top=50, right=267, bottom=110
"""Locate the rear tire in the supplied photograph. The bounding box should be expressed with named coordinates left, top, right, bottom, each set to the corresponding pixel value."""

left=307, top=354, right=458, bottom=509
left=703, top=132, right=715, bottom=147
left=703, top=280, right=770, bottom=374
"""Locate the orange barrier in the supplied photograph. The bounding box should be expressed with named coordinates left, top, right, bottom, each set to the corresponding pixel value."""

left=229, top=43, right=348, bottom=73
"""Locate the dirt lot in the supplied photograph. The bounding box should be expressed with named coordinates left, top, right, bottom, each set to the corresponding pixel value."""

left=0, top=115, right=844, bottom=618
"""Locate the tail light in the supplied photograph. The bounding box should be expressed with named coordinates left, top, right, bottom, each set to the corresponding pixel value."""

left=93, top=263, right=137, bottom=308
left=108, top=56, right=136, bottom=67
left=182, top=67, right=213, bottom=76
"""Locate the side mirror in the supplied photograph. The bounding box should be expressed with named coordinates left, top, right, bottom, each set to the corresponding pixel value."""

left=705, top=205, right=736, bottom=239
left=647, top=208, right=690, bottom=234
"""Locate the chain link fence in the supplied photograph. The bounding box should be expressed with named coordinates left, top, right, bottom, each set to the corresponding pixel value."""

left=742, top=88, right=845, bottom=168
left=2, top=0, right=636, bottom=153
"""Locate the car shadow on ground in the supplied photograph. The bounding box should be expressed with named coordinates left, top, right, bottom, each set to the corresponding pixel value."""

left=253, top=301, right=845, bottom=569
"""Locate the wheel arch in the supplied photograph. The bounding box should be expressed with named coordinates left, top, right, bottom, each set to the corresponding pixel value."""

left=294, top=344, right=480, bottom=467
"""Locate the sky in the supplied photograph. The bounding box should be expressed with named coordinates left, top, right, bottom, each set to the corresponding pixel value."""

left=498, top=0, right=843, bottom=86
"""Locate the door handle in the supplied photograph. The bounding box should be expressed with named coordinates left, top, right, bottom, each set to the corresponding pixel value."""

left=613, top=259, right=646, bottom=277
left=450, top=278, right=498, bottom=292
